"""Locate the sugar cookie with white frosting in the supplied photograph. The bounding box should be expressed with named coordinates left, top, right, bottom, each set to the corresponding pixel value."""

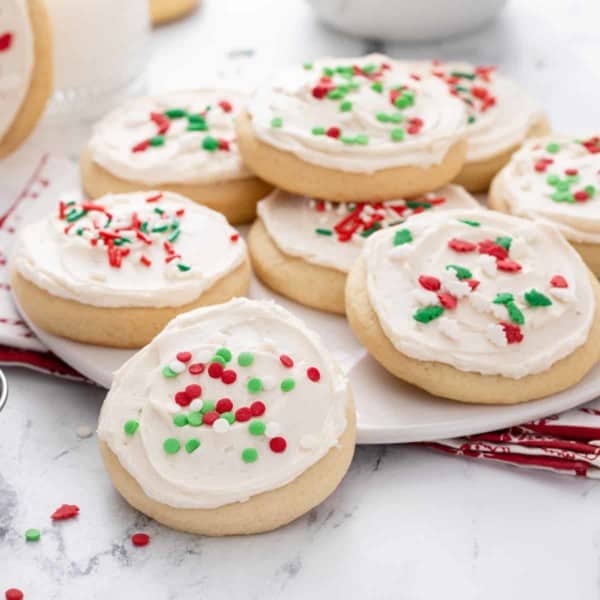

left=346, top=209, right=600, bottom=404
left=236, top=54, right=468, bottom=201
left=0, top=0, right=53, bottom=158
left=490, top=135, right=600, bottom=276
left=11, top=191, right=251, bottom=348
left=97, top=298, right=356, bottom=535
left=249, top=185, right=479, bottom=314
left=408, top=61, right=549, bottom=192
left=81, top=90, right=272, bottom=224
left=149, top=0, right=198, bottom=25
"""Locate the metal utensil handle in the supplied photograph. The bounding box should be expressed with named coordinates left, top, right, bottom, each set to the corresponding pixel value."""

left=0, top=369, right=7, bottom=413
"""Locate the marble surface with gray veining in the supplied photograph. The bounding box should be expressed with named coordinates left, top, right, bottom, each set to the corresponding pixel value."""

left=2, top=1, right=600, bottom=598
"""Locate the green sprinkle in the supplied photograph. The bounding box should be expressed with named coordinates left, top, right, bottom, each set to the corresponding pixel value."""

left=413, top=305, right=445, bottom=324
left=164, top=108, right=187, bottom=118
left=556, top=180, right=571, bottom=192
left=200, top=400, right=215, bottom=414
left=153, top=207, right=165, bottom=215
left=242, top=448, right=258, bottom=463
left=395, top=96, right=409, bottom=109
left=238, top=352, right=254, bottom=367
left=187, top=113, right=207, bottom=124
left=341, top=136, right=355, bottom=145
left=585, top=185, right=596, bottom=197
left=202, top=136, right=219, bottom=151
left=389, top=113, right=404, bottom=123
left=66, top=209, right=87, bottom=223
left=322, top=67, right=334, bottom=77
left=546, top=174, right=560, bottom=187
left=124, top=420, right=139, bottom=436
left=216, top=347, right=232, bottom=362
left=247, top=378, right=263, bottom=394
left=315, top=228, right=333, bottom=236
left=393, top=228, right=413, bottom=246
left=187, top=121, right=208, bottom=132
left=271, top=117, right=283, bottom=128
left=25, top=528, right=41, bottom=542
left=340, top=100, right=353, bottom=112
left=281, top=378, right=296, bottom=392
left=371, top=82, right=384, bottom=93
left=355, top=134, right=369, bottom=145
left=450, top=70, right=476, bottom=80
left=468, top=115, right=476, bottom=124
left=311, top=126, right=325, bottom=136
left=177, top=263, right=191, bottom=272
left=390, top=128, right=405, bottom=142
left=552, top=191, right=575, bottom=203
left=140, top=221, right=148, bottom=233
left=185, top=438, right=201, bottom=453
left=187, top=412, right=203, bottom=427
left=149, top=136, right=165, bottom=147
left=249, top=420, right=266, bottom=436
left=163, top=438, right=181, bottom=454
left=303, top=62, right=313, bottom=70
left=524, top=288, right=553, bottom=307
left=546, top=143, right=560, bottom=154
left=360, top=222, right=381, bottom=237
left=327, top=89, right=345, bottom=100
left=495, top=236, right=512, bottom=250
left=162, top=365, right=178, bottom=378
left=211, top=354, right=227, bottom=365
left=222, top=411, right=235, bottom=424
left=167, top=229, right=180, bottom=243
left=406, top=201, right=432, bottom=209
left=493, top=292, right=514, bottom=305
left=362, top=63, right=376, bottom=73
left=446, top=264, right=472, bottom=280
left=376, top=112, right=390, bottom=122
left=459, top=219, right=481, bottom=227
left=151, top=224, right=169, bottom=233
left=506, top=301, right=525, bottom=325
left=173, top=414, right=188, bottom=427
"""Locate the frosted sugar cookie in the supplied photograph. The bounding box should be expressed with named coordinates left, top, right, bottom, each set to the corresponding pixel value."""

left=0, top=0, right=53, bottom=158
left=149, top=0, right=198, bottom=25
left=409, top=61, right=549, bottom=192
left=236, top=54, right=468, bottom=201
left=346, top=210, right=600, bottom=404
left=249, top=185, right=479, bottom=314
left=81, top=90, right=272, bottom=224
left=97, top=298, right=356, bottom=535
left=490, top=136, right=600, bottom=276
left=11, top=191, right=250, bottom=348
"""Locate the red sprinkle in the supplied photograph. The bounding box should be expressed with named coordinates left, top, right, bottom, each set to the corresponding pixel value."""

left=0, top=33, right=14, bottom=52
left=185, top=384, right=202, bottom=399
left=448, top=238, right=477, bottom=253
left=174, top=391, right=191, bottom=407
left=235, top=407, right=252, bottom=422
left=208, top=362, right=224, bottom=378
left=467, top=279, right=480, bottom=291
left=307, top=367, right=321, bottom=382
left=250, top=401, right=266, bottom=417
left=139, top=254, right=152, bottom=267
left=438, top=293, right=457, bottom=309
left=221, top=369, right=237, bottom=385
left=565, top=168, right=579, bottom=176
left=326, top=126, right=341, bottom=139
left=230, top=233, right=239, bottom=242
left=550, top=275, right=568, bottom=288
left=145, top=193, right=163, bottom=203
left=269, top=437, right=287, bottom=453
left=496, top=259, right=522, bottom=272
left=418, top=275, right=441, bottom=292
left=202, top=411, right=219, bottom=426
left=279, top=354, right=294, bottom=368
left=218, top=139, right=230, bottom=151
left=176, top=351, right=191, bottom=363
left=218, top=100, right=233, bottom=113
left=216, top=398, right=233, bottom=413
left=131, top=533, right=150, bottom=547
left=478, top=239, right=508, bottom=260
left=574, top=190, right=590, bottom=202
left=51, top=504, right=79, bottom=521
left=501, top=322, right=524, bottom=344
left=188, top=363, right=205, bottom=375
left=5, top=590, right=23, bottom=600
left=132, top=139, right=150, bottom=153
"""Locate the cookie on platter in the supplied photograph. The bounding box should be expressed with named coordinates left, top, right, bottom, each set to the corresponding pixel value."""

left=249, top=185, right=479, bottom=314
left=346, top=209, right=600, bottom=404
left=0, top=0, right=53, bottom=158
left=148, top=0, right=198, bottom=25
left=11, top=191, right=250, bottom=348
left=236, top=54, right=468, bottom=201
left=98, top=298, right=356, bottom=535
left=81, top=90, right=272, bottom=224
left=490, top=135, right=600, bottom=276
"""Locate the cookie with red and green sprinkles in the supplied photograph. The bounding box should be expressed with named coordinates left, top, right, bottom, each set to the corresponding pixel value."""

left=81, top=89, right=272, bottom=224
left=490, top=135, right=600, bottom=276
left=97, top=298, right=355, bottom=535
left=237, top=53, right=468, bottom=201
left=406, top=60, right=549, bottom=192
left=249, top=185, right=479, bottom=314
left=346, top=209, right=600, bottom=404
left=11, top=191, right=250, bottom=348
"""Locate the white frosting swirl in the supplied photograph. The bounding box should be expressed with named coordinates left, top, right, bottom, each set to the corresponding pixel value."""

left=407, top=61, right=545, bottom=162
left=496, top=135, right=600, bottom=244
left=364, top=209, right=595, bottom=379
left=13, top=191, right=247, bottom=308
left=88, top=90, right=253, bottom=185
left=258, top=185, right=479, bottom=272
left=247, top=54, right=467, bottom=173
left=97, top=298, right=349, bottom=509
left=0, top=0, right=34, bottom=140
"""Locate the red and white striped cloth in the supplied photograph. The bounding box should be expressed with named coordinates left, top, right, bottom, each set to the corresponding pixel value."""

left=2, top=155, right=600, bottom=477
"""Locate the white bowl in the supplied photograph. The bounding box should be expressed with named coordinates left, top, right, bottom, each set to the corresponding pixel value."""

left=306, top=0, right=508, bottom=42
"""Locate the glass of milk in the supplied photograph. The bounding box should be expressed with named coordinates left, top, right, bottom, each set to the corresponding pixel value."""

left=45, top=0, right=151, bottom=118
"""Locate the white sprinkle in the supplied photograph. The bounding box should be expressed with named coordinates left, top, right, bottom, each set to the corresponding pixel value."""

left=308, top=199, right=316, bottom=209
left=189, top=399, right=204, bottom=412
left=550, top=287, right=575, bottom=303
left=261, top=337, right=278, bottom=352
left=486, top=323, right=507, bottom=347
left=411, top=289, right=438, bottom=306
left=300, top=434, right=318, bottom=450
left=169, top=360, right=186, bottom=374
left=213, top=418, right=230, bottom=433
left=324, top=201, right=333, bottom=212
left=76, top=425, right=94, bottom=439
left=478, top=254, right=497, bottom=278
left=469, top=292, right=491, bottom=313
left=491, top=303, right=508, bottom=320
left=509, top=237, right=528, bottom=260
left=438, top=317, right=461, bottom=340
left=388, top=244, right=413, bottom=261
left=444, top=279, right=471, bottom=298
left=262, top=376, right=275, bottom=391
left=265, top=422, right=281, bottom=439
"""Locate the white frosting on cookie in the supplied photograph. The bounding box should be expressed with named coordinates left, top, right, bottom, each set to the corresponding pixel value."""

left=364, top=209, right=595, bottom=379
left=496, top=135, right=600, bottom=244
left=97, top=298, right=349, bottom=509
left=247, top=54, right=467, bottom=173
left=0, top=0, right=34, bottom=140
left=88, top=90, right=253, bottom=185
left=13, top=191, right=246, bottom=308
left=258, top=185, right=479, bottom=272
left=407, top=61, right=545, bottom=163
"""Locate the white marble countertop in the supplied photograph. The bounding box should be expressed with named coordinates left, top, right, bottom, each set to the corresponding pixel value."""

left=2, top=1, right=600, bottom=598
